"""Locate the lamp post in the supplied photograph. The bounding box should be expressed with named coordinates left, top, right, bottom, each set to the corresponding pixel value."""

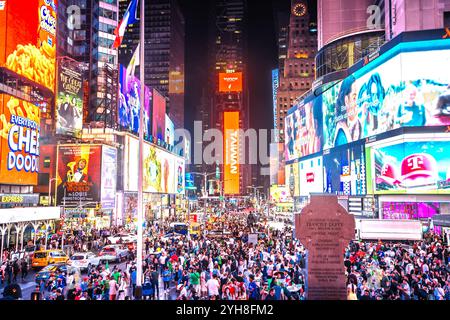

left=247, top=186, right=263, bottom=209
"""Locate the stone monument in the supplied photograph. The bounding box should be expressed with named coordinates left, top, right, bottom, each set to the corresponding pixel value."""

left=295, top=194, right=355, bottom=300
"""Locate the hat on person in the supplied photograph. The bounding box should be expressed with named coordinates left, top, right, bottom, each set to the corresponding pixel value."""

left=2, top=284, right=22, bottom=299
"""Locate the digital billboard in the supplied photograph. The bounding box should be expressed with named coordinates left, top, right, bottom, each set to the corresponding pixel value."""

left=270, top=185, right=291, bottom=203
left=118, top=65, right=151, bottom=138
left=56, top=144, right=102, bottom=207
left=165, top=114, right=175, bottom=146
left=299, top=156, right=324, bottom=197
left=0, top=95, right=40, bottom=185
left=370, top=140, right=450, bottom=194
left=322, top=48, right=450, bottom=149
left=175, top=157, right=185, bottom=195
left=152, top=89, right=166, bottom=142
left=272, top=69, right=279, bottom=134
left=219, top=72, right=243, bottom=92
left=285, top=162, right=300, bottom=197
left=285, top=99, right=322, bottom=161
left=224, top=111, right=240, bottom=195
left=323, top=142, right=366, bottom=196
left=56, top=61, right=83, bottom=137
left=101, top=146, right=117, bottom=210
left=0, top=0, right=57, bottom=92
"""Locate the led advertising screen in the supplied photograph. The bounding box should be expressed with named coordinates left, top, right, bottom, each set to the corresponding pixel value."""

left=152, top=89, right=166, bottom=142
left=224, top=111, right=240, bottom=195
left=219, top=72, right=243, bottom=92
left=123, top=136, right=139, bottom=192
left=0, top=95, right=40, bottom=185
left=299, top=156, right=324, bottom=197
left=175, top=157, right=185, bottom=195
left=272, top=69, right=279, bottom=133
left=285, top=162, right=300, bottom=197
left=323, top=142, right=367, bottom=196
left=0, top=0, right=57, bottom=92
left=285, top=99, right=322, bottom=161
left=270, top=185, right=291, bottom=203
left=118, top=65, right=151, bottom=138
left=101, top=146, right=117, bottom=209
left=371, top=140, right=450, bottom=194
left=322, top=48, right=450, bottom=149
left=165, top=114, right=175, bottom=146
left=56, top=144, right=102, bottom=207
left=56, top=61, right=83, bottom=137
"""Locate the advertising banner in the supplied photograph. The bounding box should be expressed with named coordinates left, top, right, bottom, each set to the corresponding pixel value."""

left=56, top=61, right=83, bottom=137
left=175, top=157, right=185, bottom=195
left=299, top=156, right=324, bottom=197
left=165, top=114, right=175, bottom=146
left=152, top=89, right=166, bottom=142
left=0, top=0, right=57, bottom=92
left=56, top=144, right=101, bottom=207
left=371, top=140, right=450, bottom=194
left=322, top=48, right=450, bottom=149
left=219, top=72, right=243, bottom=92
left=272, top=69, right=279, bottom=134
left=0, top=94, right=40, bottom=185
left=224, top=111, right=240, bottom=195
left=285, top=99, right=322, bottom=161
left=285, top=162, right=300, bottom=197
left=101, top=146, right=117, bottom=209
left=118, top=65, right=151, bottom=138
left=270, top=185, right=291, bottom=203
left=323, top=142, right=367, bottom=196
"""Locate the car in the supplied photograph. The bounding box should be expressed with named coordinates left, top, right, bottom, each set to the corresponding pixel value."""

left=107, top=233, right=137, bottom=244
left=31, top=250, right=69, bottom=269
left=67, top=252, right=101, bottom=271
left=35, top=264, right=80, bottom=284
left=98, top=245, right=129, bottom=263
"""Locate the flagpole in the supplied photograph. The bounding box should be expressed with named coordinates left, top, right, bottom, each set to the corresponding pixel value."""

left=135, top=0, right=145, bottom=300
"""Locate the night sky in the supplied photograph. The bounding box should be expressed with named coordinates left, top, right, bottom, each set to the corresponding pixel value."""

left=180, top=0, right=291, bottom=134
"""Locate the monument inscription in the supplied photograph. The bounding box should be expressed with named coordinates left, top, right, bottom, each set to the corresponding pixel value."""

left=295, top=194, right=355, bottom=300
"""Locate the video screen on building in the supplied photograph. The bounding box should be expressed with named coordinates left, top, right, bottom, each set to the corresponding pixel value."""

left=224, top=111, right=240, bottom=195
left=219, top=72, right=243, bottom=92
left=118, top=65, right=151, bottom=138
left=0, top=0, right=57, bottom=92
left=299, top=156, right=324, bottom=197
left=101, top=146, right=117, bottom=210
left=56, top=144, right=102, bottom=207
left=56, top=60, right=84, bottom=138
left=152, top=89, right=166, bottom=142
left=165, top=114, right=175, bottom=146
left=270, top=185, right=291, bottom=203
left=370, top=139, right=450, bottom=194
left=323, top=142, right=367, bottom=196
left=322, top=48, right=450, bottom=149
left=0, top=94, right=40, bottom=185
left=285, top=162, right=300, bottom=197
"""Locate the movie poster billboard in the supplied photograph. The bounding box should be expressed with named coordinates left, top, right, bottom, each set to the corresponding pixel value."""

left=323, top=142, right=366, bottom=196
left=101, top=146, right=117, bottom=209
left=0, top=0, right=57, bottom=93
left=0, top=95, right=40, bottom=185
left=56, top=145, right=101, bottom=207
left=56, top=61, right=83, bottom=137
left=118, top=65, right=151, bottom=138
left=152, top=89, right=166, bottom=142
left=299, top=156, right=324, bottom=197
left=371, top=140, right=450, bottom=194
left=285, top=99, right=322, bottom=161
left=322, top=47, right=450, bottom=149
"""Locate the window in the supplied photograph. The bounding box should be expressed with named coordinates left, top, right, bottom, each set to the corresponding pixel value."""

left=43, top=156, right=51, bottom=168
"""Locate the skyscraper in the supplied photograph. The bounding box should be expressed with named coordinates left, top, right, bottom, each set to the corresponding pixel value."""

left=119, top=0, right=185, bottom=129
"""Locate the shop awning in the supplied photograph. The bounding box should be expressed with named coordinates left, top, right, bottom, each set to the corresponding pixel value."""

left=432, top=215, right=450, bottom=227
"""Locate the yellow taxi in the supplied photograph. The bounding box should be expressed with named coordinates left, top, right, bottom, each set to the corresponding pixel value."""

left=31, top=250, right=69, bottom=269
left=189, top=222, right=202, bottom=238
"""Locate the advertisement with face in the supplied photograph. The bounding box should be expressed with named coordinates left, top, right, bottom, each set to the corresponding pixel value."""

left=372, top=140, right=450, bottom=194
left=56, top=61, right=83, bottom=137
left=322, top=48, right=450, bottom=149
left=118, top=65, right=151, bottom=138
left=0, top=0, right=57, bottom=92
left=299, top=156, right=324, bottom=197
left=323, top=142, right=366, bottom=196
left=0, top=95, right=40, bottom=185
left=175, top=157, right=185, bottom=195
left=101, top=146, right=117, bottom=209
left=56, top=145, right=101, bottom=207
left=152, top=89, right=166, bottom=142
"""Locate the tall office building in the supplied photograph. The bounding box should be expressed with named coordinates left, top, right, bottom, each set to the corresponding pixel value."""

left=119, top=0, right=185, bottom=129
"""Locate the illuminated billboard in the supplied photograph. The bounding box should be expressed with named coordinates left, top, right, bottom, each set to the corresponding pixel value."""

left=165, top=114, right=175, bottom=146
left=0, top=95, right=40, bottom=185
left=323, top=142, right=366, bottom=196
left=0, top=0, right=57, bottom=92
left=369, top=139, right=450, bottom=194
left=56, top=144, right=102, bottom=207
left=219, top=72, right=243, bottom=92
left=270, top=185, right=291, bottom=203
left=272, top=69, right=279, bottom=134
left=56, top=61, right=84, bottom=137
left=152, top=89, right=166, bottom=142
left=299, top=156, right=324, bottom=197
left=101, top=146, right=117, bottom=210
left=118, top=65, right=151, bottom=138
left=285, top=162, right=300, bottom=197
left=322, top=48, right=450, bottom=149
left=224, top=111, right=240, bottom=195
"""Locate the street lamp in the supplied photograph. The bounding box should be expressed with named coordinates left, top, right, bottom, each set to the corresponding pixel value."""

left=247, top=186, right=263, bottom=209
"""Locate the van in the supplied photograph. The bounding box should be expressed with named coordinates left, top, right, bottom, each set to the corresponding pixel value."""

left=31, top=250, right=69, bottom=269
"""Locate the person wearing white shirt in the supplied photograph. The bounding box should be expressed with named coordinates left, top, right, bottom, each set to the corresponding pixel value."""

left=206, top=274, right=220, bottom=298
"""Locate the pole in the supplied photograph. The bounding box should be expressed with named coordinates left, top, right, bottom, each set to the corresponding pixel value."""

left=48, top=178, right=52, bottom=206
left=135, top=0, right=145, bottom=300
left=62, top=188, right=66, bottom=251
